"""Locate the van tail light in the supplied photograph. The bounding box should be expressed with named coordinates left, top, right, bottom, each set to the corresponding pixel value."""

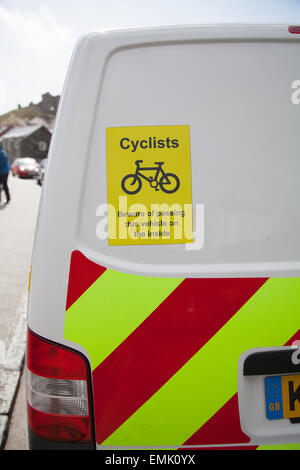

left=26, top=329, right=94, bottom=445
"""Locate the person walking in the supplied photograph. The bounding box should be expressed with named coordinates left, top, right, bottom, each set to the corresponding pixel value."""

left=0, top=145, right=11, bottom=204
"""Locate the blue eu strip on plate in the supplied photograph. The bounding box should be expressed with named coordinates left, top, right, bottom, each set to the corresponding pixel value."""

left=265, top=376, right=284, bottom=420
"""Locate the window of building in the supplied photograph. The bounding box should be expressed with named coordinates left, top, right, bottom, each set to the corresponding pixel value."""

left=38, top=141, right=47, bottom=151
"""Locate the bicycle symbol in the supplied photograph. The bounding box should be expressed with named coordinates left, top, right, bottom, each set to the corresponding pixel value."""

left=121, top=160, right=180, bottom=195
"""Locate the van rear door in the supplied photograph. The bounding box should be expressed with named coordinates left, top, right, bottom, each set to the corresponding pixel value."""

left=28, top=25, right=300, bottom=449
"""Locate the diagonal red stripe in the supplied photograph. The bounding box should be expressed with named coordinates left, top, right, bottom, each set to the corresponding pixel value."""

left=285, top=330, right=300, bottom=346
left=179, top=330, right=300, bottom=450
left=66, top=250, right=106, bottom=310
left=182, top=394, right=250, bottom=447
left=92, top=277, right=267, bottom=444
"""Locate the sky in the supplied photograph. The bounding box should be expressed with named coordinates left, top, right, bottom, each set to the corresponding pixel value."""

left=1, top=0, right=300, bottom=114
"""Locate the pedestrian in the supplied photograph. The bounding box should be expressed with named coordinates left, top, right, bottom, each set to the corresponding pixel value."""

left=0, top=145, right=10, bottom=204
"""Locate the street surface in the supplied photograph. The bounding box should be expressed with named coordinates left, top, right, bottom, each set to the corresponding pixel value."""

left=0, top=175, right=41, bottom=450
left=4, top=368, right=27, bottom=450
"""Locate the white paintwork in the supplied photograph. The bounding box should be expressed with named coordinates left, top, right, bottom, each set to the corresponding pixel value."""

left=29, top=22, right=300, bottom=367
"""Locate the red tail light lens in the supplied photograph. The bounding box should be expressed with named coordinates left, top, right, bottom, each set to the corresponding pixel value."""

left=26, top=329, right=94, bottom=443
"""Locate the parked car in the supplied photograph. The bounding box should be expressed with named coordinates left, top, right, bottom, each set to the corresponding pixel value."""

left=36, top=158, right=48, bottom=186
left=11, top=158, right=38, bottom=178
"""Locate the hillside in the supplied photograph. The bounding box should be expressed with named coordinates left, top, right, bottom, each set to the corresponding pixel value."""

left=0, top=105, right=54, bottom=123
left=0, top=92, right=60, bottom=126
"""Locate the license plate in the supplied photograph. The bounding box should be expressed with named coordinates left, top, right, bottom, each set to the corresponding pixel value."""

left=265, top=374, right=300, bottom=420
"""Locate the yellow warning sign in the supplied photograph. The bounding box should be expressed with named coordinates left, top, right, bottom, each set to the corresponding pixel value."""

left=106, top=125, right=193, bottom=245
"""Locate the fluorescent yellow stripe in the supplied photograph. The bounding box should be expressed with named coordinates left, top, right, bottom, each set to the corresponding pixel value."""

left=258, top=443, right=300, bottom=450
left=102, top=278, right=300, bottom=447
left=64, top=269, right=183, bottom=369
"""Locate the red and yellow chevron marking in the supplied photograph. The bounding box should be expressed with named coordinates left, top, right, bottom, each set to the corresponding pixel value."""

left=180, top=331, right=300, bottom=451
left=64, top=251, right=300, bottom=449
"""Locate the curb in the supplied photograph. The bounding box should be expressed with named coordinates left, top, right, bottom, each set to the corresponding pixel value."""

left=0, top=289, right=27, bottom=448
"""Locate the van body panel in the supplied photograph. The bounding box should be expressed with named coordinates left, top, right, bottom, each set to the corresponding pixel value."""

left=27, top=25, right=300, bottom=448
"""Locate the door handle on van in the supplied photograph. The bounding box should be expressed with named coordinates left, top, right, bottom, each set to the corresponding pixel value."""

left=243, top=348, right=300, bottom=376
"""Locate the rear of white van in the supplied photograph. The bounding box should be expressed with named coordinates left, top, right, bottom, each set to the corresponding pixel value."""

left=26, top=25, right=300, bottom=450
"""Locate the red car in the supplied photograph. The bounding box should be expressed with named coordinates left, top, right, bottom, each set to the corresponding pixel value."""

left=11, top=158, right=38, bottom=178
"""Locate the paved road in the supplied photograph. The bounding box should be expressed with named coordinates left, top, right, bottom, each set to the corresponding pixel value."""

left=0, top=174, right=41, bottom=450
left=0, top=175, right=40, bottom=344
left=4, top=368, right=27, bottom=450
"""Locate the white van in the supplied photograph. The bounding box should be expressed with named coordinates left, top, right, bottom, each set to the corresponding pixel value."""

left=26, top=24, right=300, bottom=450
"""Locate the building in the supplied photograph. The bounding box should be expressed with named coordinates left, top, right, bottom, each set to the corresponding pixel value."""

left=28, top=116, right=52, bottom=128
left=0, top=124, right=14, bottom=138
left=0, top=124, right=52, bottom=163
left=37, top=92, right=60, bottom=114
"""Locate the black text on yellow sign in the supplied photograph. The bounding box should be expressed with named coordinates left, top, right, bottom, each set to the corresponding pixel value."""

left=106, top=125, right=193, bottom=246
